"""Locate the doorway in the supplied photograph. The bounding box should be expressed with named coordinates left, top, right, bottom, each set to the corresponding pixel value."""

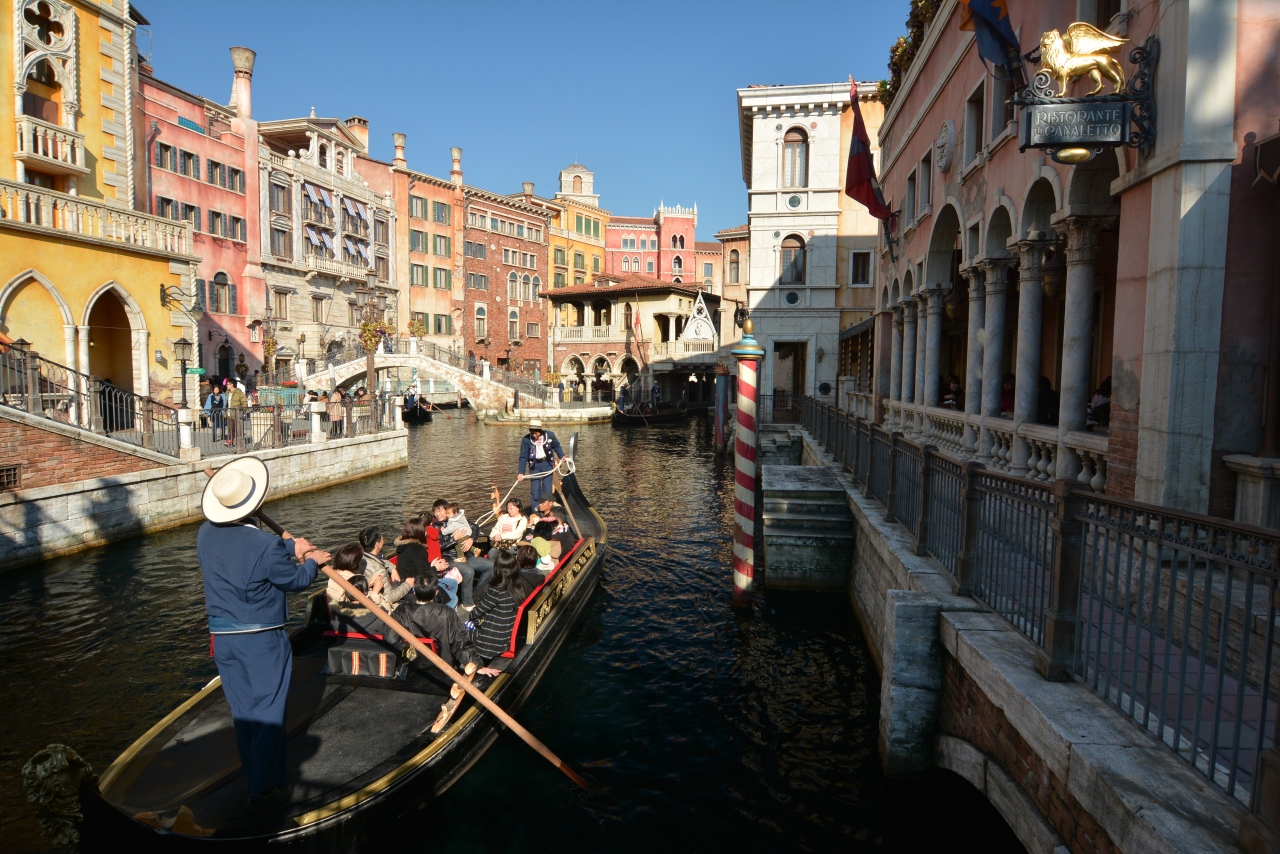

left=772, top=341, right=807, bottom=422
left=87, top=289, right=134, bottom=392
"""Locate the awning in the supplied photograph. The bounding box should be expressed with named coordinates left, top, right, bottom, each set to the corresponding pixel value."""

left=356, top=201, right=370, bottom=221
left=303, top=183, right=319, bottom=203
left=320, top=232, right=335, bottom=250
left=357, top=244, right=370, bottom=261
left=319, top=188, right=334, bottom=208
left=304, top=226, right=321, bottom=246
left=343, top=237, right=357, bottom=255
left=343, top=197, right=358, bottom=216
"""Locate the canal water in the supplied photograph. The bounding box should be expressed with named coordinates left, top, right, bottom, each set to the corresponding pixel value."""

left=0, top=414, right=1025, bottom=852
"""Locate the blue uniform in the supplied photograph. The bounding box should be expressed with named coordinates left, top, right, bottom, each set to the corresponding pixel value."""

left=197, top=522, right=318, bottom=796
left=518, top=430, right=564, bottom=504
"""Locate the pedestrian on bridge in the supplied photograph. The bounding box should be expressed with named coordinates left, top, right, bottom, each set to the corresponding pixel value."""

left=517, top=419, right=563, bottom=505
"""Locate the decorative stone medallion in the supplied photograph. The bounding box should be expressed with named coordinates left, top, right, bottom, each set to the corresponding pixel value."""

left=935, top=120, right=956, bottom=173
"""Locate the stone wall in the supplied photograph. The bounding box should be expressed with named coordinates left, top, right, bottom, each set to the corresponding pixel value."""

left=0, top=429, right=408, bottom=569
left=0, top=409, right=166, bottom=490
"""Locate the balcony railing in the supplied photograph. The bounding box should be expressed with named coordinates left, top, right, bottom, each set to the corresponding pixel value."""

left=652, top=340, right=716, bottom=358
left=14, top=116, right=89, bottom=177
left=302, top=201, right=334, bottom=227
left=0, top=178, right=193, bottom=256
left=548, top=225, right=605, bottom=247
left=799, top=396, right=1280, bottom=816
left=304, top=253, right=370, bottom=280
left=553, top=325, right=614, bottom=342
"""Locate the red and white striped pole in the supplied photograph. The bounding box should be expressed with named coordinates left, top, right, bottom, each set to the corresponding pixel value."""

left=731, top=319, right=765, bottom=605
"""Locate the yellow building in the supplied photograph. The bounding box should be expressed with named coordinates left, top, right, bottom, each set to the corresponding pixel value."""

left=0, top=0, right=197, bottom=401
left=542, top=164, right=608, bottom=290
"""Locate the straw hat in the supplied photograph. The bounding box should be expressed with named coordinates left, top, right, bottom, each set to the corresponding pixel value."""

left=527, top=419, right=544, bottom=431
left=201, top=456, right=270, bottom=525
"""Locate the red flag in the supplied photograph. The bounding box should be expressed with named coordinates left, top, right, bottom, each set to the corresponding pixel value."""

left=844, top=80, right=896, bottom=230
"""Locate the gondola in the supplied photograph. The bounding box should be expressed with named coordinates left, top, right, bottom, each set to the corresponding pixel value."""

left=72, top=435, right=606, bottom=851
left=402, top=399, right=434, bottom=424
left=611, top=404, right=687, bottom=426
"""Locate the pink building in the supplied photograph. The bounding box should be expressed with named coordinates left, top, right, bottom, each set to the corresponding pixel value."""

left=141, top=48, right=264, bottom=386
left=605, top=204, right=698, bottom=283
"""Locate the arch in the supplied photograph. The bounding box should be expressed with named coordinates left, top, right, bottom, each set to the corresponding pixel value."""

left=671, top=235, right=679, bottom=249
left=890, top=278, right=901, bottom=306
left=729, top=249, right=740, bottom=284
left=572, top=174, right=583, bottom=194
left=215, top=341, right=235, bottom=379
left=0, top=268, right=73, bottom=326
left=880, top=285, right=890, bottom=311
left=985, top=205, right=1014, bottom=259
left=531, top=275, right=541, bottom=296
left=1021, top=177, right=1058, bottom=238
left=783, top=126, right=809, bottom=188
left=623, top=302, right=633, bottom=330
left=562, top=354, right=586, bottom=376
left=318, top=143, right=329, bottom=169
left=82, top=280, right=146, bottom=332
left=672, top=255, right=683, bottom=274
left=590, top=354, right=613, bottom=375
left=617, top=355, right=640, bottom=377
left=780, top=234, right=806, bottom=285
left=622, top=256, right=631, bottom=272
left=925, top=204, right=962, bottom=288
left=633, top=256, right=640, bottom=270
left=903, top=269, right=915, bottom=298
left=1067, top=155, right=1121, bottom=212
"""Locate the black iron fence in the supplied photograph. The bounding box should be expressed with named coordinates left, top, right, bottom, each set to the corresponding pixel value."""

left=799, top=395, right=1280, bottom=812
left=196, top=397, right=394, bottom=458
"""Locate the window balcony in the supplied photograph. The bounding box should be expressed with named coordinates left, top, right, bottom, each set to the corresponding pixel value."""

left=552, top=325, right=614, bottom=342
left=13, top=116, right=89, bottom=178
left=341, top=214, right=369, bottom=237
left=303, top=252, right=371, bottom=281
left=302, top=201, right=334, bottom=227
left=652, top=340, right=716, bottom=358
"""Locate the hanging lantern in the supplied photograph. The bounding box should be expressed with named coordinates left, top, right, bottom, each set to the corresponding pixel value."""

left=944, top=288, right=964, bottom=321
left=1042, top=249, right=1066, bottom=300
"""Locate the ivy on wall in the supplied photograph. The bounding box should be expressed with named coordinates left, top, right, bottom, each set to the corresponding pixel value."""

left=878, top=0, right=943, bottom=108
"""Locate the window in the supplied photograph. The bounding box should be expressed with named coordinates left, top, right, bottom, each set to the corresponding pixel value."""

left=919, top=150, right=932, bottom=210
left=781, top=235, right=805, bottom=284
left=156, top=196, right=177, bottom=219
left=646, top=258, right=654, bottom=273
left=433, top=267, right=451, bottom=290
left=312, top=297, right=325, bottom=322
left=633, top=256, right=640, bottom=271
left=622, top=236, right=635, bottom=249
left=991, top=73, right=1013, bottom=139
left=508, top=272, right=519, bottom=300
left=182, top=203, right=200, bottom=231
left=964, top=82, right=984, bottom=166
left=410, top=195, right=429, bottom=219
left=554, top=272, right=565, bottom=287
left=410, top=229, right=428, bottom=253
left=783, top=128, right=809, bottom=188
left=411, top=311, right=427, bottom=330
left=593, top=219, right=600, bottom=239
left=517, top=223, right=525, bottom=238
left=411, top=264, right=428, bottom=286
left=270, top=227, right=291, bottom=259
left=554, top=247, right=566, bottom=266
left=850, top=251, right=871, bottom=286
left=270, top=182, right=291, bottom=214
left=178, top=149, right=199, bottom=178
left=227, top=167, right=245, bottom=193
left=575, top=275, right=585, bottom=286
left=465, top=240, right=487, bottom=259
left=210, top=273, right=230, bottom=314
left=573, top=251, right=585, bottom=270
left=374, top=219, right=387, bottom=244
left=207, top=160, right=226, bottom=188
left=624, top=302, right=633, bottom=330
left=348, top=303, right=356, bottom=326
left=508, top=309, right=519, bottom=338
left=532, top=276, right=541, bottom=298
left=208, top=210, right=226, bottom=237
left=376, top=254, right=388, bottom=281
left=526, top=321, right=540, bottom=338
left=467, top=272, right=489, bottom=290
left=672, top=255, right=683, bottom=274
left=274, top=291, right=288, bottom=320
left=434, top=234, right=451, bottom=257
left=703, top=262, right=713, bottom=278
left=475, top=306, right=487, bottom=339
left=593, top=255, right=601, bottom=273
left=729, top=249, right=740, bottom=283
left=522, top=274, right=533, bottom=301
left=434, top=313, right=453, bottom=335
left=575, top=214, right=584, bottom=234
left=229, top=216, right=246, bottom=242
left=433, top=200, right=451, bottom=225
left=622, top=257, right=631, bottom=272
left=154, top=142, right=177, bottom=171
left=905, top=170, right=917, bottom=222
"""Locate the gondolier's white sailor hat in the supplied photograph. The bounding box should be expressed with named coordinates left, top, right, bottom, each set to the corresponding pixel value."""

left=201, top=456, right=270, bottom=525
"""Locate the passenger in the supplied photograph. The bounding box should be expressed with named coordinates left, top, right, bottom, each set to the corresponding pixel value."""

left=470, top=550, right=536, bottom=673
left=549, top=507, right=577, bottom=558
left=528, top=496, right=558, bottom=541
left=429, top=501, right=491, bottom=615
left=516, top=543, right=552, bottom=582
left=489, top=498, right=528, bottom=550
left=445, top=502, right=478, bottom=559
left=395, top=518, right=460, bottom=609
left=392, top=572, right=477, bottom=670
left=327, top=545, right=393, bottom=636
left=528, top=537, right=558, bottom=573
left=359, top=525, right=413, bottom=605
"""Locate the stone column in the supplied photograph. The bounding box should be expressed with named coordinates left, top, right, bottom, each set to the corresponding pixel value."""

left=914, top=292, right=928, bottom=407
left=900, top=302, right=917, bottom=424
left=889, top=306, right=903, bottom=409
left=1053, top=216, right=1112, bottom=482
left=978, top=259, right=1015, bottom=461
left=962, top=268, right=984, bottom=455
left=923, top=287, right=943, bottom=409
left=1011, top=239, right=1048, bottom=476
left=77, top=325, right=92, bottom=428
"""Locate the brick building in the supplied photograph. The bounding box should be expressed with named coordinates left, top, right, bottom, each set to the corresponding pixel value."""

left=462, top=182, right=550, bottom=378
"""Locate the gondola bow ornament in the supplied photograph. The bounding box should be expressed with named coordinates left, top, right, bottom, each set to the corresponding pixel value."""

left=22, top=744, right=97, bottom=848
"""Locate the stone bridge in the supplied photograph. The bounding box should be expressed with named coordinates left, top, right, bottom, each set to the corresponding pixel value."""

left=298, top=353, right=518, bottom=413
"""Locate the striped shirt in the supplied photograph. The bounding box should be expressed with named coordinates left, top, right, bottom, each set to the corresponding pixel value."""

left=473, top=587, right=520, bottom=660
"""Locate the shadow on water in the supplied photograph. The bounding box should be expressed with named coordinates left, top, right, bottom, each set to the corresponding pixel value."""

left=0, top=413, right=1025, bottom=852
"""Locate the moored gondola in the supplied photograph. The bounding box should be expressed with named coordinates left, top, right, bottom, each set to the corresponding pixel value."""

left=402, top=399, right=434, bottom=424
left=65, top=436, right=605, bottom=851
left=611, top=405, right=687, bottom=426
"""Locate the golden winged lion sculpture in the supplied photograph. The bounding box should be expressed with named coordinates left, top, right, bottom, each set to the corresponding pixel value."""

left=1041, top=22, right=1128, bottom=96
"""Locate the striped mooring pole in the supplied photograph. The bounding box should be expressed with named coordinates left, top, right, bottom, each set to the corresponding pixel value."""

left=730, top=319, right=765, bottom=605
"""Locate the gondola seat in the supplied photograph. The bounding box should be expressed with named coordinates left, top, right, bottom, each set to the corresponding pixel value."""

left=500, top=538, right=585, bottom=659
left=316, top=596, right=438, bottom=680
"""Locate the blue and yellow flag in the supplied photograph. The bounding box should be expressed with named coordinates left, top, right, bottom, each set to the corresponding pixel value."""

left=959, top=0, right=1021, bottom=74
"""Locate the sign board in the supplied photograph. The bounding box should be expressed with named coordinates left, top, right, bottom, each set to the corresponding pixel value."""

left=1023, top=102, right=1130, bottom=150
left=186, top=367, right=206, bottom=375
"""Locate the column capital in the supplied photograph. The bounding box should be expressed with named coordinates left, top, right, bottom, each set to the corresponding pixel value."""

left=902, top=301, right=917, bottom=321
left=925, top=287, right=946, bottom=314
left=961, top=266, right=985, bottom=301
left=1052, top=216, right=1116, bottom=265
left=892, top=305, right=904, bottom=328
left=1015, top=239, right=1050, bottom=278
left=980, top=257, right=1017, bottom=295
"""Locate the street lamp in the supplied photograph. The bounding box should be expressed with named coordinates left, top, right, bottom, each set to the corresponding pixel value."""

left=173, top=336, right=193, bottom=407
left=356, top=273, right=377, bottom=396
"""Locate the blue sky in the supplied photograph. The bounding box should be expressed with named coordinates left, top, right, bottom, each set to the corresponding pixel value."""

left=140, top=0, right=910, bottom=236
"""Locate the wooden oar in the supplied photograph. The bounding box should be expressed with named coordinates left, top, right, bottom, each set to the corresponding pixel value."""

left=248, top=508, right=588, bottom=790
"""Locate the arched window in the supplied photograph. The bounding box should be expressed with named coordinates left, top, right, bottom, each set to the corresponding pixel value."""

left=633, top=256, right=640, bottom=271
left=522, top=274, right=533, bottom=302
left=679, top=235, right=686, bottom=249
left=729, top=249, right=740, bottom=284
left=646, top=258, right=654, bottom=274
left=509, top=309, right=520, bottom=338
left=671, top=235, right=679, bottom=249
left=672, top=255, right=683, bottom=274
left=624, top=302, right=633, bottom=331
left=673, top=277, right=682, bottom=284
left=783, top=128, right=808, bottom=188
left=210, top=271, right=232, bottom=314
left=336, top=149, right=345, bottom=174
left=532, top=276, right=541, bottom=299
left=475, top=305, right=487, bottom=339
left=622, top=256, right=631, bottom=272
left=508, top=271, right=519, bottom=300
left=573, top=174, right=583, bottom=194
left=22, top=59, right=61, bottom=122
left=318, top=144, right=328, bottom=169
left=781, top=235, right=805, bottom=284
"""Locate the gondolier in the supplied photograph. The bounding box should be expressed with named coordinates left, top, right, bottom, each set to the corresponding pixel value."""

left=197, top=457, right=330, bottom=805
left=517, top=419, right=563, bottom=504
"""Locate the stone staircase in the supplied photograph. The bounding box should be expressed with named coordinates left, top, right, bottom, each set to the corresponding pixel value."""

left=760, top=464, right=855, bottom=591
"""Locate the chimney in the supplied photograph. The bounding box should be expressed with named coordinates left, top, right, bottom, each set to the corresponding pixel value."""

left=522, top=181, right=534, bottom=201
left=450, top=147, right=463, bottom=185
left=393, top=133, right=406, bottom=167
left=229, top=46, right=255, bottom=119
left=345, top=116, right=369, bottom=151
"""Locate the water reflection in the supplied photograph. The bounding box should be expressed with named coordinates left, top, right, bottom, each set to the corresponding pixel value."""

left=0, top=413, right=1023, bottom=851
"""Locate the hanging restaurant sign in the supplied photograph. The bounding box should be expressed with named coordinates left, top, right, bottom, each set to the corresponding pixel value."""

left=1013, top=23, right=1159, bottom=165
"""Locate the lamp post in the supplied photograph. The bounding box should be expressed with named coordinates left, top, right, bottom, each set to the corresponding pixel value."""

left=261, top=302, right=277, bottom=384
left=173, top=337, right=192, bottom=407
left=356, top=272, right=381, bottom=396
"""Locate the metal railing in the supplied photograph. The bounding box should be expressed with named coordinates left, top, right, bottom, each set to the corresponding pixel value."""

left=798, top=395, right=1280, bottom=814
left=1, top=345, right=179, bottom=457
